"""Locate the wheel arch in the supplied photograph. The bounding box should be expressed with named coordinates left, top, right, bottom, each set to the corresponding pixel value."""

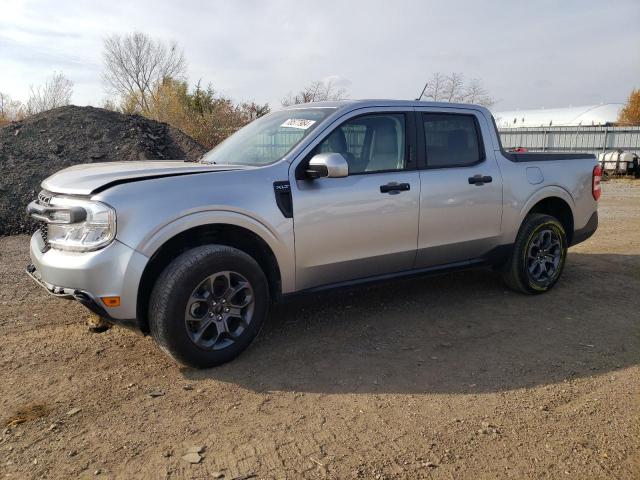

left=136, top=218, right=284, bottom=333
left=520, top=188, right=575, bottom=244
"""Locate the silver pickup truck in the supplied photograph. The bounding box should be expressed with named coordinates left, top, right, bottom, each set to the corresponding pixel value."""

left=27, top=100, right=601, bottom=368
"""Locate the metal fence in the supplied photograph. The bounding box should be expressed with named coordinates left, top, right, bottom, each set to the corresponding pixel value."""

left=498, top=126, right=640, bottom=156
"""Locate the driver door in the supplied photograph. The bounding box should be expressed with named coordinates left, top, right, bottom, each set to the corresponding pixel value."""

left=290, top=110, right=420, bottom=290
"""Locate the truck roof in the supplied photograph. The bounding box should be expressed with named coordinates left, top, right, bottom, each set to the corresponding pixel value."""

left=282, top=99, right=492, bottom=115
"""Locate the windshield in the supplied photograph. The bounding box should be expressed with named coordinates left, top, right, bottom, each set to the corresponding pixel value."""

left=201, top=108, right=335, bottom=166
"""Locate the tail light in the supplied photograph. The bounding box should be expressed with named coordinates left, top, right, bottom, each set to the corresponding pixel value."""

left=592, top=165, right=602, bottom=200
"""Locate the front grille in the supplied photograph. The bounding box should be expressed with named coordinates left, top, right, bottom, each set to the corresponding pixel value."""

left=39, top=222, right=48, bottom=244
left=36, top=190, right=52, bottom=252
left=38, top=222, right=50, bottom=252
left=38, top=190, right=53, bottom=206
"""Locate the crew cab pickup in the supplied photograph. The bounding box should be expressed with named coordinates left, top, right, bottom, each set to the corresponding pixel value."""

left=27, top=100, right=601, bottom=368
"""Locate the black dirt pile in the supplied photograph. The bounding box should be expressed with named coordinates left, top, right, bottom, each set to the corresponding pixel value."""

left=0, top=105, right=207, bottom=236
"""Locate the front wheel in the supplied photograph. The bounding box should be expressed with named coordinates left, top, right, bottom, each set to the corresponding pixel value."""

left=502, top=214, right=568, bottom=294
left=149, top=245, right=269, bottom=368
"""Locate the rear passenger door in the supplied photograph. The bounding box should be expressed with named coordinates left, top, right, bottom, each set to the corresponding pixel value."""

left=415, top=108, right=503, bottom=267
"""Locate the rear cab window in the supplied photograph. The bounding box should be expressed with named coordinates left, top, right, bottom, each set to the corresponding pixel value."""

left=421, top=113, right=485, bottom=168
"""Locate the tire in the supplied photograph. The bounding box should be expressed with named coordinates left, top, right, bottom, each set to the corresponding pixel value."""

left=501, top=214, right=568, bottom=294
left=149, top=245, right=270, bottom=368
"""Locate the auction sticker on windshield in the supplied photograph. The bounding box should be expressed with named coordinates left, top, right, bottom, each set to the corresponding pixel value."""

left=281, top=118, right=316, bottom=129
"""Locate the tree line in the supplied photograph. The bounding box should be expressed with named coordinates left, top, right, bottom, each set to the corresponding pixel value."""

left=3, top=31, right=638, bottom=142
left=0, top=72, right=73, bottom=126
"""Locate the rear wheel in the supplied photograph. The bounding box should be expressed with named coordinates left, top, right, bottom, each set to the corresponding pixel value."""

left=502, top=214, right=568, bottom=294
left=149, top=245, right=269, bottom=368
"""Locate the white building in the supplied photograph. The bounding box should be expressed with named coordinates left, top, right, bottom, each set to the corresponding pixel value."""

left=494, top=103, right=624, bottom=129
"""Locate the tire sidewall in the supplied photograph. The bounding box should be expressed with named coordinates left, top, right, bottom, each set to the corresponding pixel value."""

left=518, top=218, right=567, bottom=293
left=151, top=246, right=269, bottom=368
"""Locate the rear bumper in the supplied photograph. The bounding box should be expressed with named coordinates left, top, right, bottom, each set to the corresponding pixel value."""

left=571, top=211, right=598, bottom=246
left=28, top=231, right=148, bottom=330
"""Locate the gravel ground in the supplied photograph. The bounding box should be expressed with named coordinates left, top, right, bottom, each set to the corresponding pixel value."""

left=0, top=180, right=638, bottom=479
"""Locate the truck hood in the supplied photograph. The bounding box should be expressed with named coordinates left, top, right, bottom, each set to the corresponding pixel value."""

left=41, top=161, right=246, bottom=196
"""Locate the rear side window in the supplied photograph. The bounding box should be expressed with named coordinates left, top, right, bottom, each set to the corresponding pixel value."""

left=422, top=113, right=483, bottom=168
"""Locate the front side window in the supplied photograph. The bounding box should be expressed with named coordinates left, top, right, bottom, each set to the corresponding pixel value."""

left=422, top=113, right=483, bottom=168
left=314, top=113, right=406, bottom=174
left=201, top=108, right=335, bottom=166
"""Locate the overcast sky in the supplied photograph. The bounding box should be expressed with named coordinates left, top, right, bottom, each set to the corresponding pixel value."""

left=1, top=0, right=639, bottom=112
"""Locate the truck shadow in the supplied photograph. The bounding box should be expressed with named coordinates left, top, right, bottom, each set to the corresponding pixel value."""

left=183, top=252, right=639, bottom=394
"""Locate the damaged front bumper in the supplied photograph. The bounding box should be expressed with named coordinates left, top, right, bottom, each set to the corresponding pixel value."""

left=26, top=263, right=107, bottom=314
left=27, top=230, right=148, bottom=332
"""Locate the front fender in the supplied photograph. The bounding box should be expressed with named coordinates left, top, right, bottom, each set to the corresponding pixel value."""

left=136, top=210, right=295, bottom=294
left=92, top=166, right=296, bottom=294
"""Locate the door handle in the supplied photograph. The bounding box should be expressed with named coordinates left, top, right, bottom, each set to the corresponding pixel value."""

left=380, top=182, right=410, bottom=194
left=468, top=175, right=493, bottom=186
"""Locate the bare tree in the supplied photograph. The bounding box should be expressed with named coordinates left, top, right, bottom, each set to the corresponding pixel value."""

left=0, top=92, right=26, bottom=125
left=464, top=78, right=495, bottom=108
left=417, top=72, right=448, bottom=102
left=418, top=72, right=495, bottom=108
left=419, top=72, right=446, bottom=102
left=282, top=79, right=348, bottom=106
left=240, top=101, right=271, bottom=121
left=0, top=92, right=9, bottom=117
left=26, top=72, right=73, bottom=115
left=443, top=72, right=465, bottom=102
left=101, top=97, right=119, bottom=111
left=103, top=32, right=186, bottom=112
left=0, top=92, right=15, bottom=118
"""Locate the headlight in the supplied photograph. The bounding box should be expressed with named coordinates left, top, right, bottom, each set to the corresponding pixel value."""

left=43, top=196, right=116, bottom=252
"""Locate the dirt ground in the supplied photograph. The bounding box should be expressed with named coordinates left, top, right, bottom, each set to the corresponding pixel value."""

left=1, top=181, right=638, bottom=480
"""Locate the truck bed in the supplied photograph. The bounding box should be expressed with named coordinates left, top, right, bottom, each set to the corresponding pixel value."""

left=504, top=152, right=596, bottom=162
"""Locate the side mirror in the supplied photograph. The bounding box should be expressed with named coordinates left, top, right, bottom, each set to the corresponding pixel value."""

left=306, top=153, right=349, bottom=179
